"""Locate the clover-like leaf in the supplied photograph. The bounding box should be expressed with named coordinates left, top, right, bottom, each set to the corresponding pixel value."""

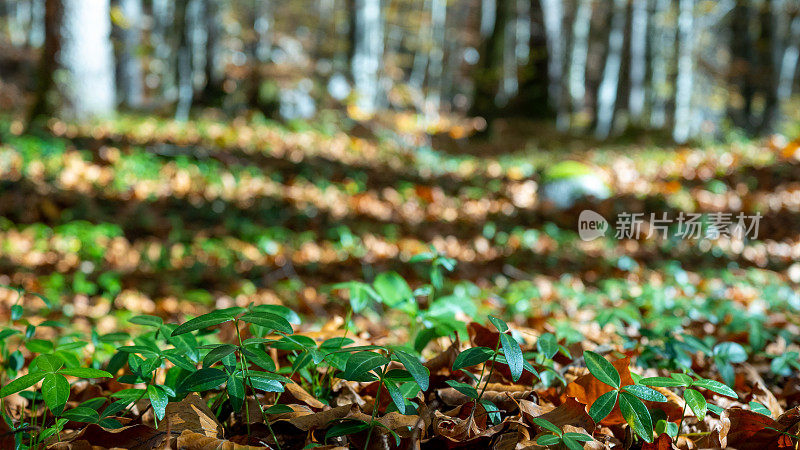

left=584, top=351, right=621, bottom=389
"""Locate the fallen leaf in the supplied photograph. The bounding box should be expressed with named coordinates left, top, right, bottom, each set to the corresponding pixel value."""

left=158, top=393, right=223, bottom=438
left=176, top=429, right=269, bottom=449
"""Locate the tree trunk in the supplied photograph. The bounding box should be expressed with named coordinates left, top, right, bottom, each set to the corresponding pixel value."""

left=469, top=0, right=509, bottom=121
left=351, top=0, right=384, bottom=114
left=569, top=0, right=591, bottom=117
left=777, top=12, right=800, bottom=101
left=174, top=0, right=192, bottom=120
left=595, top=0, right=627, bottom=139
left=539, top=0, right=566, bottom=129
left=673, top=0, right=695, bottom=143
left=117, top=0, right=144, bottom=108
left=200, top=0, right=225, bottom=105
left=628, top=0, right=648, bottom=123
left=649, top=0, right=675, bottom=128
left=59, top=0, right=116, bottom=119
left=26, top=0, right=61, bottom=127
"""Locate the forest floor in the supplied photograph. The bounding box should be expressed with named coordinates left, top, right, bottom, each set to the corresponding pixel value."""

left=1, top=113, right=800, bottom=449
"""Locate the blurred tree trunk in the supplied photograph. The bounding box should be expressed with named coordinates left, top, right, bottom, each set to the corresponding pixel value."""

left=199, top=0, right=225, bottom=105
left=28, top=0, right=115, bottom=124
left=777, top=11, right=800, bottom=102
left=151, top=0, right=176, bottom=102
left=649, top=0, right=675, bottom=128
left=60, top=0, right=116, bottom=119
left=116, top=0, right=144, bottom=108
left=568, top=0, right=591, bottom=119
left=539, top=0, right=566, bottom=129
left=628, top=0, right=648, bottom=123
left=595, top=0, right=626, bottom=139
left=351, top=0, right=384, bottom=114
left=728, top=0, right=754, bottom=132
left=174, top=0, right=192, bottom=120
left=673, top=0, right=694, bottom=143
left=470, top=0, right=509, bottom=121
left=26, top=0, right=61, bottom=127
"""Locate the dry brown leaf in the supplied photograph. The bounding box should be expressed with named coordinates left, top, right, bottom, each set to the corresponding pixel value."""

left=280, top=383, right=326, bottom=409
left=158, top=393, right=223, bottom=438
left=286, top=403, right=359, bottom=431
left=175, top=429, right=268, bottom=449
left=710, top=407, right=795, bottom=449
left=56, top=424, right=166, bottom=450
left=642, top=433, right=677, bottom=450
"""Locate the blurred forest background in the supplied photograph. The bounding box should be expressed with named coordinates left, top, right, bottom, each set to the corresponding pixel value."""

left=1, top=0, right=799, bottom=143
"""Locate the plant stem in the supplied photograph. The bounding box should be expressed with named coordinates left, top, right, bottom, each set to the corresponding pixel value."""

left=363, top=365, right=386, bottom=450
left=676, top=401, right=688, bottom=438
left=235, top=319, right=281, bottom=450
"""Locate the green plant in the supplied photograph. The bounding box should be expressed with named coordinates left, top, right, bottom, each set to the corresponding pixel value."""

left=533, top=417, right=594, bottom=449
left=583, top=351, right=667, bottom=443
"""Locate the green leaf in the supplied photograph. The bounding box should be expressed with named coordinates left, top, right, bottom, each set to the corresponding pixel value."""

left=242, top=347, right=276, bottom=372
left=749, top=401, right=772, bottom=416
left=203, top=344, right=238, bottom=368
left=500, top=333, right=523, bottom=382
left=452, top=347, right=494, bottom=372
left=562, top=435, right=586, bottom=450
left=239, top=312, right=293, bottom=334
left=249, top=304, right=301, bottom=325
left=639, top=376, right=688, bottom=387
left=383, top=379, right=406, bottom=414
left=10, top=305, right=23, bottom=321
left=583, top=351, right=621, bottom=389
left=325, top=420, right=369, bottom=442
left=623, top=385, right=668, bottom=402
left=147, top=385, right=168, bottom=421
left=588, top=390, right=618, bottom=423
left=536, top=434, right=561, bottom=445
left=247, top=371, right=288, bottom=392
left=129, top=315, right=163, bottom=327
left=683, top=388, right=707, bottom=421
left=178, top=368, right=227, bottom=392
left=227, top=375, right=245, bottom=412
left=0, top=372, right=47, bottom=397
left=537, top=333, right=559, bottom=359
left=670, top=373, right=693, bottom=385
left=691, top=379, right=737, bottom=398
left=34, top=354, right=64, bottom=373
left=619, top=392, right=653, bottom=443
left=532, top=417, right=562, bottom=435
left=342, top=351, right=390, bottom=382
left=488, top=316, right=508, bottom=333
left=264, top=404, right=293, bottom=414
left=445, top=380, right=478, bottom=399
left=392, top=350, right=430, bottom=391
left=61, top=407, right=99, bottom=423
left=563, top=432, right=593, bottom=442
left=373, top=272, right=413, bottom=307
left=59, top=368, right=113, bottom=378
left=26, top=339, right=54, bottom=354
left=171, top=309, right=242, bottom=336
left=42, top=373, right=70, bottom=416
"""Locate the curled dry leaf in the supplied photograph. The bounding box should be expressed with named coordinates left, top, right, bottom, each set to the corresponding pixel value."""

left=641, top=433, right=677, bottom=450
left=53, top=423, right=166, bottom=450
left=158, top=392, right=224, bottom=438
left=176, top=429, right=269, bottom=449
left=705, top=407, right=795, bottom=450
left=280, top=382, right=326, bottom=409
